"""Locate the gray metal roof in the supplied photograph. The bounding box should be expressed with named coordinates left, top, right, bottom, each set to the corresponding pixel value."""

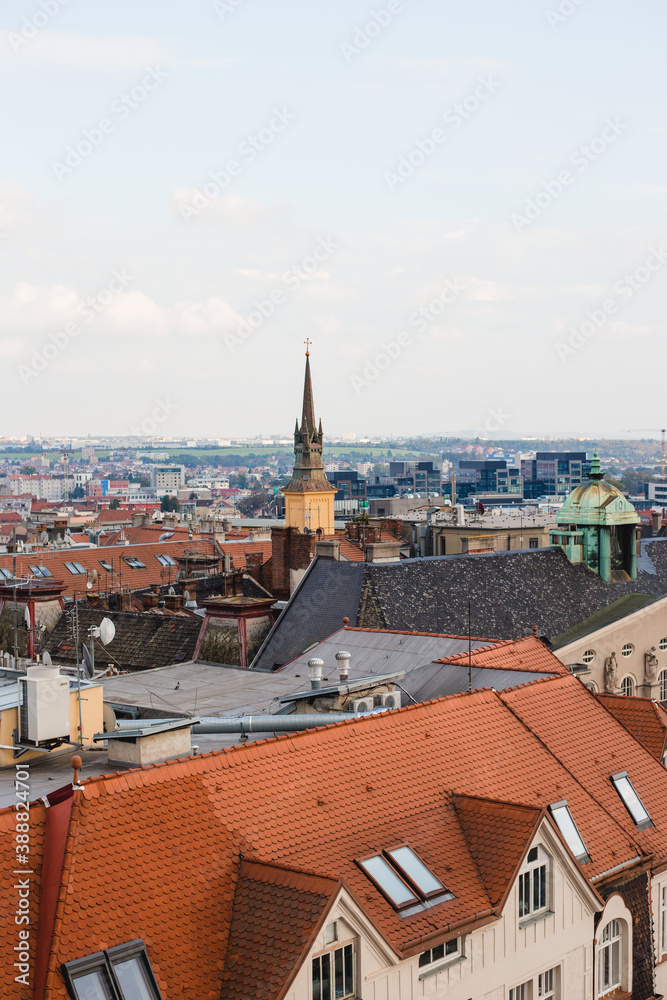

left=401, top=662, right=555, bottom=703
left=277, top=628, right=496, bottom=682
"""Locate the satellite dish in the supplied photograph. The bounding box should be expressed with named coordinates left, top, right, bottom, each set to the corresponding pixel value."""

left=99, top=617, right=115, bottom=646
left=102, top=702, right=117, bottom=734
left=24, top=607, right=30, bottom=628
left=82, top=644, right=94, bottom=679
left=168, top=586, right=175, bottom=596
left=183, top=590, right=190, bottom=602
left=42, top=650, right=53, bottom=667
left=86, top=581, right=93, bottom=590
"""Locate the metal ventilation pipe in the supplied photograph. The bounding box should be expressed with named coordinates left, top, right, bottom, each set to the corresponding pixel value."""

left=335, top=650, right=351, bottom=681
left=308, top=657, right=324, bottom=690
left=113, top=712, right=387, bottom=735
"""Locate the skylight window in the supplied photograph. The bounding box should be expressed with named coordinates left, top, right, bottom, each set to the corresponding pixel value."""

left=156, top=554, right=177, bottom=567
left=548, top=801, right=590, bottom=863
left=99, top=560, right=113, bottom=572
left=358, top=846, right=451, bottom=911
left=29, top=565, right=53, bottom=578
left=124, top=557, right=146, bottom=569
left=0, top=567, right=13, bottom=581
left=386, top=846, right=446, bottom=898
left=611, top=771, right=652, bottom=829
left=358, top=855, right=417, bottom=909
left=63, top=939, right=162, bottom=1000
left=64, top=562, right=86, bottom=576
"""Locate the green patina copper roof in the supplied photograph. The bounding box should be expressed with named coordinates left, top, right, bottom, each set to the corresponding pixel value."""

left=556, top=451, right=640, bottom=527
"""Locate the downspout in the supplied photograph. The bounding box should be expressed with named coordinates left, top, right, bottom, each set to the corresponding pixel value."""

left=33, top=785, right=75, bottom=1000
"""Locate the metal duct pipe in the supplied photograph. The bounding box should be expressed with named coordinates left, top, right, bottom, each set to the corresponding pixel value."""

left=113, top=712, right=385, bottom=735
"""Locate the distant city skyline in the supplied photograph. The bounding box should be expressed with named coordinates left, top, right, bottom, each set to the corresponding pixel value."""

left=1, top=0, right=665, bottom=437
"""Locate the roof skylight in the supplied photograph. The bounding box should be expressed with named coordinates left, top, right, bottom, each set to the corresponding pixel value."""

left=611, top=771, right=652, bottom=829
left=548, top=801, right=590, bottom=863
left=386, top=846, right=446, bottom=897
left=64, top=562, right=86, bottom=576
left=358, top=855, right=417, bottom=909
left=124, top=557, right=146, bottom=569
left=358, top=846, right=451, bottom=911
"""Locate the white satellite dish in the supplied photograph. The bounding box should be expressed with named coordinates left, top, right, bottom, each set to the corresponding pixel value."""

left=86, top=581, right=93, bottom=590
left=99, top=617, right=115, bottom=646
left=24, top=607, right=30, bottom=628
left=103, top=702, right=117, bottom=733
left=42, top=650, right=52, bottom=667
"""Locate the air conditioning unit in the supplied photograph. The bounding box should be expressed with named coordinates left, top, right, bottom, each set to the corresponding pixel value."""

left=377, top=691, right=402, bottom=710
left=350, top=698, right=374, bottom=714
left=18, top=664, right=70, bottom=744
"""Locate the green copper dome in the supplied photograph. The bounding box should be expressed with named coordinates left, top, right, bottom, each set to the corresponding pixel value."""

left=556, top=452, right=640, bottom=527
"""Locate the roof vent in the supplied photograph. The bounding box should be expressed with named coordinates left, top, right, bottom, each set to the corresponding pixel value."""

left=335, top=650, right=351, bottom=681
left=308, top=657, right=324, bottom=690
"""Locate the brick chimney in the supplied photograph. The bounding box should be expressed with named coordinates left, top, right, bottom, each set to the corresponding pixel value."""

left=165, top=593, right=183, bottom=611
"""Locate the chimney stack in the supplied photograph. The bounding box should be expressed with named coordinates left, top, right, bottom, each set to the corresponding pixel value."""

left=335, top=650, right=351, bottom=682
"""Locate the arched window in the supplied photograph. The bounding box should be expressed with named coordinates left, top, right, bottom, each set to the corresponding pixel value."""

left=621, top=676, right=634, bottom=697
left=598, top=919, right=622, bottom=996
left=660, top=670, right=667, bottom=702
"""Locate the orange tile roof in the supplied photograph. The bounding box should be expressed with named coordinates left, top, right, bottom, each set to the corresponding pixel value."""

left=597, top=693, right=667, bottom=763
left=452, top=795, right=542, bottom=907
left=499, top=676, right=667, bottom=866
left=16, top=673, right=667, bottom=999
left=0, top=539, right=219, bottom=599
left=437, top=635, right=571, bottom=674
left=0, top=800, right=47, bottom=1000
left=221, top=861, right=339, bottom=1000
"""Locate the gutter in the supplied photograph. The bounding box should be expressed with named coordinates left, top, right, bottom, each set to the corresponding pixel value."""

left=401, top=907, right=498, bottom=955
left=590, top=855, right=644, bottom=882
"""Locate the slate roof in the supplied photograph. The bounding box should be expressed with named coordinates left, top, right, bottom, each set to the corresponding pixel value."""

left=43, top=608, right=203, bottom=671
left=14, top=673, right=667, bottom=1000
left=221, top=861, right=339, bottom=1000
left=253, top=559, right=366, bottom=670
left=597, top=693, right=667, bottom=763
left=253, top=542, right=667, bottom=668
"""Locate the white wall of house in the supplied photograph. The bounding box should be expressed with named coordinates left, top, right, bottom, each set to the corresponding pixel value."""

left=651, top=871, right=667, bottom=997
left=554, top=595, right=667, bottom=699
left=286, top=821, right=602, bottom=1000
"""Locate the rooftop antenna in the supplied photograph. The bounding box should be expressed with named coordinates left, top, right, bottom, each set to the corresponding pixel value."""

left=468, top=600, right=472, bottom=694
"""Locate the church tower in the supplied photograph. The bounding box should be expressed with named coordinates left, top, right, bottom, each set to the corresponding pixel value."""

left=282, top=344, right=336, bottom=534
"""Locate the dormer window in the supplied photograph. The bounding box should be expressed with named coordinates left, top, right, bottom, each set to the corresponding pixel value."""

left=518, top=845, right=549, bottom=920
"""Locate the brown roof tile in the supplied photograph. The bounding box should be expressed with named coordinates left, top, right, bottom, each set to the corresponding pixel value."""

left=596, top=694, right=667, bottom=762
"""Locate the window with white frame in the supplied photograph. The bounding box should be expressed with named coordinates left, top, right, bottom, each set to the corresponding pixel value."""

left=660, top=669, right=667, bottom=702
left=660, top=637, right=667, bottom=652
left=621, top=675, right=635, bottom=697
left=597, top=919, right=622, bottom=996
left=418, top=938, right=461, bottom=968
left=312, top=943, right=354, bottom=1000
left=518, top=845, right=548, bottom=920
left=621, top=643, right=634, bottom=657
left=538, top=967, right=557, bottom=999
left=610, top=770, right=652, bottom=829
left=509, top=982, right=529, bottom=1000
left=582, top=648, right=596, bottom=664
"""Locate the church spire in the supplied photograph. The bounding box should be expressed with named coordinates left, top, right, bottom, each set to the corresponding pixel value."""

left=301, top=340, right=316, bottom=434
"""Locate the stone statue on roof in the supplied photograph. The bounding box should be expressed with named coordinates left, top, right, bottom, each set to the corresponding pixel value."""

left=605, top=651, right=618, bottom=693
left=645, top=646, right=659, bottom=683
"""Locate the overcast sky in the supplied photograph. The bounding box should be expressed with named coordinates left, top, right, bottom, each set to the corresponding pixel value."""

left=1, top=0, right=665, bottom=440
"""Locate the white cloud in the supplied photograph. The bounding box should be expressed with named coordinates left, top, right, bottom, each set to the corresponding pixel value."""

left=4, top=32, right=170, bottom=71
left=170, top=190, right=287, bottom=228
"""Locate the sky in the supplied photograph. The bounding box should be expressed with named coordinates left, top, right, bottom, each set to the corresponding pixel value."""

left=1, top=0, right=666, bottom=440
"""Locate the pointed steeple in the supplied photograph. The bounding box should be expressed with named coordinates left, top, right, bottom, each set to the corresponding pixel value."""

left=301, top=343, right=316, bottom=434
left=282, top=344, right=336, bottom=499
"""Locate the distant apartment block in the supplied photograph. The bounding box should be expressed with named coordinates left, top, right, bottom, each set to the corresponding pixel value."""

left=522, top=452, right=591, bottom=499
left=150, top=465, right=186, bottom=493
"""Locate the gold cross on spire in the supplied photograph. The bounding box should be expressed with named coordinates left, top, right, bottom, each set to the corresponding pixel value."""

left=304, top=338, right=311, bottom=356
